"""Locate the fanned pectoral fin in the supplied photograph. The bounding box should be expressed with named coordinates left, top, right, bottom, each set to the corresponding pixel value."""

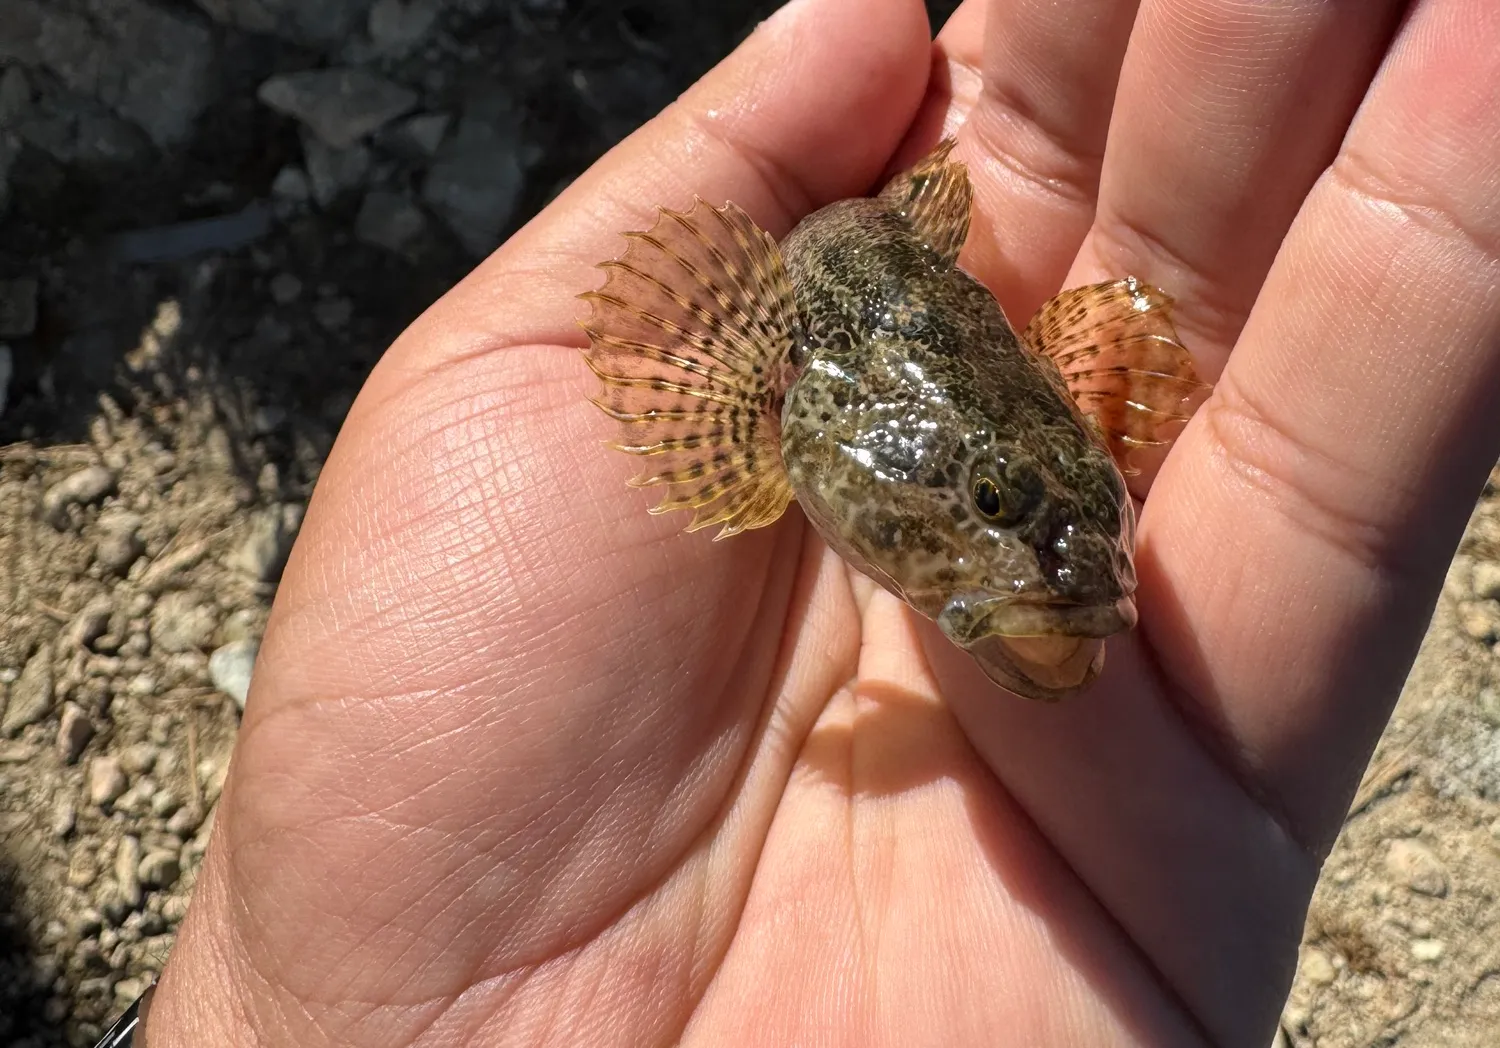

left=581, top=199, right=799, bottom=539
left=1023, top=277, right=1212, bottom=495
left=877, top=137, right=973, bottom=267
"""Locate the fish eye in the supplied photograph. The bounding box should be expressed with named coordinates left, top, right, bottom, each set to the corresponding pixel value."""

left=972, top=476, right=1003, bottom=519
left=970, top=457, right=1043, bottom=525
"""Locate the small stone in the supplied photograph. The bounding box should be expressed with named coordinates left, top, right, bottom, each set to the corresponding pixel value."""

left=41, top=466, right=117, bottom=529
left=114, top=779, right=156, bottom=816
left=258, top=68, right=418, bottom=149
left=355, top=190, right=428, bottom=253
left=1458, top=600, right=1500, bottom=643
left=382, top=111, right=449, bottom=158
left=0, top=276, right=38, bottom=338
left=150, top=591, right=217, bottom=654
left=57, top=702, right=94, bottom=764
left=1474, top=561, right=1500, bottom=601
left=137, top=850, right=181, bottom=890
left=161, top=895, right=189, bottom=924
left=269, top=273, right=303, bottom=304
left=67, top=597, right=115, bottom=650
left=120, top=742, right=159, bottom=777
left=1410, top=938, right=1445, bottom=962
left=68, top=851, right=98, bottom=891
left=100, top=891, right=131, bottom=927
left=113, top=975, right=151, bottom=1006
left=72, top=909, right=104, bottom=940
left=51, top=796, right=76, bottom=838
left=200, top=758, right=228, bottom=804
left=314, top=297, right=353, bottom=331
left=208, top=639, right=258, bottom=710
left=149, top=788, right=182, bottom=818
left=1385, top=839, right=1449, bottom=897
left=368, top=0, right=438, bottom=55
left=1300, top=947, right=1336, bottom=986
left=0, top=740, right=36, bottom=762
left=3, top=643, right=54, bottom=735
left=94, top=515, right=145, bottom=576
left=166, top=804, right=203, bottom=837
left=88, top=757, right=127, bottom=808
left=302, top=136, right=371, bottom=207
left=219, top=608, right=261, bottom=645
left=97, top=532, right=145, bottom=577
left=115, top=835, right=143, bottom=909
left=270, top=165, right=311, bottom=202
left=227, top=507, right=294, bottom=582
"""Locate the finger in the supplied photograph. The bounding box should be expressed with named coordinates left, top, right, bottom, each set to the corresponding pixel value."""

left=1145, top=0, right=1500, bottom=846
left=1071, top=0, right=1406, bottom=376
left=949, top=0, right=1145, bottom=320
left=161, top=1, right=934, bottom=1041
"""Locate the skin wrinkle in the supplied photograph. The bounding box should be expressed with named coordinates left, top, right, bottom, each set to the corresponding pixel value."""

left=1198, top=371, right=1408, bottom=577
left=1330, top=149, right=1500, bottom=264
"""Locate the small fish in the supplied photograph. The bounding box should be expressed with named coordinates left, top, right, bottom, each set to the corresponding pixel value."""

left=581, top=140, right=1209, bottom=701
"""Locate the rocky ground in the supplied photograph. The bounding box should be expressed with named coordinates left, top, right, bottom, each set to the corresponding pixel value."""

left=0, top=2, right=1496, bottom=1047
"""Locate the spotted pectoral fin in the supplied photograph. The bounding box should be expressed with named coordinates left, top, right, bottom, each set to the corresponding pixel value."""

left=1022, top=277, right=1211, bottom=494
left=877, top=137, right=973, bottom=267
left=581, top=199, right=799, bottom=539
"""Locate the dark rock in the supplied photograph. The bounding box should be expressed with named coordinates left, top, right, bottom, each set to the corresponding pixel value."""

left=193, top=0, right=376, bottom=47
left=2, top=0, right=217, bottom=147
left=258, top=68, right=417, bottom=149
left=302, top=135, right=371, bottom=207
left=422, top=114, right=524, bottom=257
left=355, top=190, right=428, bottom=253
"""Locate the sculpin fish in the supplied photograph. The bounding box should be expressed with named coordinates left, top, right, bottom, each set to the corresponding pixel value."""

left=581, top=140, right=1208, bottom=701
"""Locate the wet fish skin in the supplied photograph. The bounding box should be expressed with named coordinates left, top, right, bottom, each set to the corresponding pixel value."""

left=581, top=140, right=1205, bottom=701
left=778, top=197, right=1137, bottom=698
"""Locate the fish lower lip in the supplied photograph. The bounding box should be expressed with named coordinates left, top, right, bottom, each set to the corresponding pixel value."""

left=967, top=634, right=1107, bottom=702
left=937, top=596, right=1137, bottom=702
left=939, top=595, right=1138, bottom=643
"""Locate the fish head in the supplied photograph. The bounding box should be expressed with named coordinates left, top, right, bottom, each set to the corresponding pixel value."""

left=920, top=424, right=1137, bottom=702
left=784, top=355, right=1138, bottom=702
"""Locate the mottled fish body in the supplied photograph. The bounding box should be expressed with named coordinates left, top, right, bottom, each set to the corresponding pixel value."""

left=582, top=140, right=1208, bottom=700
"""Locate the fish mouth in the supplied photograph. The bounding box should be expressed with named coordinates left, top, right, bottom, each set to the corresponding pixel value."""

left=936, top=595, right=1138, bottom=703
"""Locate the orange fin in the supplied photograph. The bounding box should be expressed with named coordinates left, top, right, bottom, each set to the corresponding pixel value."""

left=1022, top=277, right=1211, bottom=495
left=877, top=137, right=973, bottom=267
left=581, top=199, right=799, bottom=539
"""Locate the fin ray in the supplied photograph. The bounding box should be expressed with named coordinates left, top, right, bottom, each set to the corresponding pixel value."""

left=582, top=199, right=798, bottom=538
left=877, top=137, right=974, bottom=267
left=1022, top=277, right=1211, bottom=496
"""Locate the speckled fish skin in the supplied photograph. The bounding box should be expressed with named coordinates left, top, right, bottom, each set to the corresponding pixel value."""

left=778, top=197, right=1137, bottom=699
left=582, top=140, right=1205, bottom=702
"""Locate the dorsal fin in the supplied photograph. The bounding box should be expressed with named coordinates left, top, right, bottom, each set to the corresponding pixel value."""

left=581, top=199, right=799, bottom=539
left=877, top=137, right=974, bottom=267
left=1022, top=277, right=1212, bottom=497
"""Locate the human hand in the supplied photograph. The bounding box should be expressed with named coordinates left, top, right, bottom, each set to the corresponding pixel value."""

left=146, top=0, right=1500, bottom=1045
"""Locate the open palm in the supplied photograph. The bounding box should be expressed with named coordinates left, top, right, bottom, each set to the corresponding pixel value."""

left=149, top=1, right=1500, bottom=1046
